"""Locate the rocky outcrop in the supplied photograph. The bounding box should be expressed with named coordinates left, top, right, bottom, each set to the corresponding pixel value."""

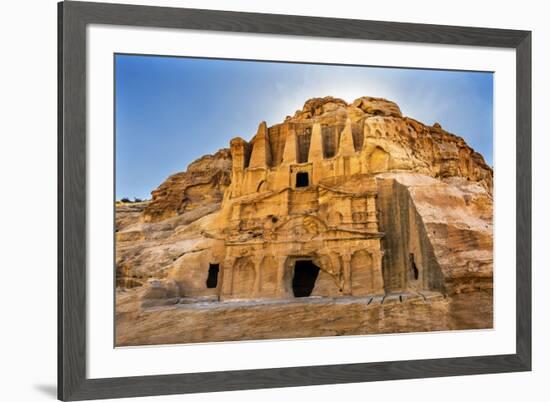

left=141, top=148, right=232, bottom=223
left=282, top=96, right=492, bottom=192
left=376, top=173, right=492, bottom=295
left=116, top=201, right=148, bottom=232
left=115, top=95, right=493, bottom=345
left=115, top=205, right=222, bottom=289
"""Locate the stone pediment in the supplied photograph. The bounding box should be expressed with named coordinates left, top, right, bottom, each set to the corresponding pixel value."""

left=273, top=215, right=327, bottom=241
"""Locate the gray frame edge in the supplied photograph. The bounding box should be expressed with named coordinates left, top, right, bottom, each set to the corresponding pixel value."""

left=58, top=1, right=532, bottom=400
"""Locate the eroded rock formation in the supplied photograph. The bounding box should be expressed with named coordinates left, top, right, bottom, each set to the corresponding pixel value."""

left=115, top=96, right=493, bottom=345
left=142, top=148, right=232, bottom=222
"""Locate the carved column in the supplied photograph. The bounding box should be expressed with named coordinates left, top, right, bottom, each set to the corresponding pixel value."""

left=276, top=256, right=287, bottom=298
left=366, top=195, right=378, bottom=232
left=328, top=253, right=342, bottom=292
left=220, top=257, right=234, bottom=300
left=371, top=250, right=385, bottom=295
left=341, top=252, right=352, bottom=295
left=339, top=198, right=353, bottom=225
left=253, top=256, right=262, bottom=296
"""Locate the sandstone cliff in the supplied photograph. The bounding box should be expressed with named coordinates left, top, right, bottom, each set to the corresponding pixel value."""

left=145, top=96, right=492, bottom=222
left=115, top=95, right=493, bottom=344
left=115, top=149, right=231, bottom=288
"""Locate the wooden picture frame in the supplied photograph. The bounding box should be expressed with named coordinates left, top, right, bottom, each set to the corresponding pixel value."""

left=58, top=1, right=531, bottom=400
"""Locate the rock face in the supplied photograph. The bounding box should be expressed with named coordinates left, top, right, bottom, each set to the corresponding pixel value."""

left=142, top=148, right=232, bottom=222
left=115, top=95, right=493, bottom=345
left=376, top=173, right=492, bottom=296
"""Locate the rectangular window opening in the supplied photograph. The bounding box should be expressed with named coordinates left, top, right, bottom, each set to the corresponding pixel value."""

left=296, top=172, right=309, bottom=188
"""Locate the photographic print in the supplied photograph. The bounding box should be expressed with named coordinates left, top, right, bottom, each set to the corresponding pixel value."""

left=114, top=55, right=493, bottom=347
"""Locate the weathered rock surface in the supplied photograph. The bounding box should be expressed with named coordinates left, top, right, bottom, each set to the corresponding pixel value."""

left=116, top=205, right=221, bottom=288
left=116, top=288, right=456, bottom=346
left=283, top=96, right=492, bottom=192
left=115, top=201, right=148, bottom=232
left=116, top=287, right=491, bottom=346
left=115, top=95, right=493, bottom=345
left=376, top=173, right=492, bottom=295
left=141, top=149, right=232, bottom=223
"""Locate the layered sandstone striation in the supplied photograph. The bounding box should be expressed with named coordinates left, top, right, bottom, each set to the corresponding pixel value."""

left=115, top=95, right=493, bottom=345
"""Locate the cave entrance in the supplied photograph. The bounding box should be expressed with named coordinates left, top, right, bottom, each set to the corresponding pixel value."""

left=292, top=260, right=320, bottom=297
left=206, top=264, right=219, bottom=288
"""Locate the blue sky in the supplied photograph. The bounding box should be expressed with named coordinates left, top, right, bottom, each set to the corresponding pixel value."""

left=115, top=54, right=493, bottom=200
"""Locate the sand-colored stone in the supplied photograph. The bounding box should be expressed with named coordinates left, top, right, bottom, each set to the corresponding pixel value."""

left=142, top=148, right=231, bottom=222
left=115, top=95, right=493, bottom=345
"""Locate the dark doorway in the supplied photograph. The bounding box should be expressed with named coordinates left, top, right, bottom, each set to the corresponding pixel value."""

left=292, top=260, right=320, bottom=297
left=206, top=264, right=219, bottom=288
left=296, top=172, right=309, bottom=188
left=409, top=253, right=419, bottom=280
